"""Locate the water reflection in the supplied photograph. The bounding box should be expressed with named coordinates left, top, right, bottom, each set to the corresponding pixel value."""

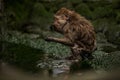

left=37, top=60, right=71, bottom=76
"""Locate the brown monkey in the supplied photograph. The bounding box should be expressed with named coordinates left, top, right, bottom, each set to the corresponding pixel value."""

left=45, top=8, right=96, bottom=60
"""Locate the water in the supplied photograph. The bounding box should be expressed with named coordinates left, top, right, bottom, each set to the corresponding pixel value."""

left=0, top=62, right=105, bottom=80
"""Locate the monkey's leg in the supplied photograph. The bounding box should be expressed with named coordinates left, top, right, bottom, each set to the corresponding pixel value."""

left=71, top=47, right=85, bottom=60
left=65, top=47, right=81, bottom=60
left=75, top=45, right=94, bottom=60
left=71, top=43, right=90, bottom=60
left=45, top=37, right=73, bottom=46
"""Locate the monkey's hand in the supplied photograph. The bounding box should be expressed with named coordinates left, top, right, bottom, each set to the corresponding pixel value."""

left=45, top=37, right=73, bottom=46
left=45, top=37, right=54, bottom=41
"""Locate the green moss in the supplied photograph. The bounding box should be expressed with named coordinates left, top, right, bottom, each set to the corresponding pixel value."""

left=2, top=41, right=44, bottom=72
left=92, top=51, right=120, bottom=71
left=102, top=46, right=118, bottom=53
left=33, top=3, right=49, bottom=17
left=75, top=3, right=92, bottom=19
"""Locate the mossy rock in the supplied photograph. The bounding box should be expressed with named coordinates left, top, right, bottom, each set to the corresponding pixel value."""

left=2, top=41, right=44, bottom=72
left=102, top=46, right=118, bottom=53
left=92, top=51, right=120, bottom=71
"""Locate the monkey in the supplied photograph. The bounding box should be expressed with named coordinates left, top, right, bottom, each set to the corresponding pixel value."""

left=45, top=8, right=96, bottom=60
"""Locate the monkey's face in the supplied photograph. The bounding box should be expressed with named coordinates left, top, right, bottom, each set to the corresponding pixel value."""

left=50, top=15, right=68, bottom=33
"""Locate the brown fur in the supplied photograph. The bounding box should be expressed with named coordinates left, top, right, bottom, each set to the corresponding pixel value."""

left=45, top=8, right=96, bottom=60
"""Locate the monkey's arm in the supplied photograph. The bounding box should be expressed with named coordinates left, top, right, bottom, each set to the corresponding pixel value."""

left=45, top=37, right=73, bottom=46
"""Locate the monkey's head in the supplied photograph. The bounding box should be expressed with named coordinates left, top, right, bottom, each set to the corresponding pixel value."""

left=50, top=8, right=73, bottom=33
